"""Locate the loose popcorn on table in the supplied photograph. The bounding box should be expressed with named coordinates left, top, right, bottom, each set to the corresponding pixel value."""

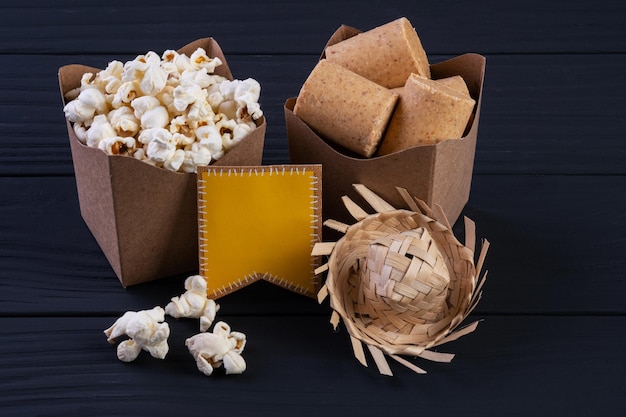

left=165, top=274, right=220, bottom=332
left=63, top=48, right=263, bottom=173
left=103, top=306, right=170, bottom=362
left=186, top=321, right=247, bottom=376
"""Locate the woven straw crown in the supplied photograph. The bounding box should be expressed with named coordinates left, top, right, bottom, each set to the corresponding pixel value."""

left=364, top=228, right=451, bottom=322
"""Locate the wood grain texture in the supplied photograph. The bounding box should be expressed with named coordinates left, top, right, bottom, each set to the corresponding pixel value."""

left=1, top=53, right=625, bottom=176
left=1, top=0, right=624, bottom=55
left=0, top=1, right=624, bottom=415
left=1, top=316, right=624, bottom=416
left=1, top=175, right=624, bottom=315
left=464, top=174, right=626, bottom=314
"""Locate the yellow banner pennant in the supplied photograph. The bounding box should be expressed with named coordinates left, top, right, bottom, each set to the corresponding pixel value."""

left=197, top=165, right=323, bottom=299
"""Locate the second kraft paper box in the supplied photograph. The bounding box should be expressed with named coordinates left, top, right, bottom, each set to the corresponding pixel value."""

left=285, top=24, right=486, bottom=228
left=58, top=38, right=266, bottom=287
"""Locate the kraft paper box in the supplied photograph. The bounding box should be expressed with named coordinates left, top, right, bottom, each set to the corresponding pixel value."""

left=285, top=25, right=485, bottom=227
left=58, top=38, right=266, bottom=287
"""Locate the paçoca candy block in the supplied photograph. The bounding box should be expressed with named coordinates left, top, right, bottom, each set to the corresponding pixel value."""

left=325, top=17, right=430, bottom=88
left=378, top=74, right=475, bottom=155
left=293, top=59, right=398, bottom=157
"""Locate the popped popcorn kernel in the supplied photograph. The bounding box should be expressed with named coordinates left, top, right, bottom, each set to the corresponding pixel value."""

left=146, top=133, right=176, bottom=164
left=62, top=47, right=263, bottom=172
left=98, top=136, right=137, bottom=156
left=111, top=81, right=140, bottom=108
left=108, top=106, right=140, bottom=137
left=186, top=321, right=247, bottom=376
left=190, top=47, right=222, bottom=73
left=104, top=306, right=170, bottom=362
left=86, top=114, right=117, bottom=148
left=95, top=60, right=123, bottom=94
left=163, top=148, right=186, bottom=172
left=63, top=87, right=107, bottom=123
left=138, top=127, right=172, bottom=146
left=72, top=122, right=89, bottom=144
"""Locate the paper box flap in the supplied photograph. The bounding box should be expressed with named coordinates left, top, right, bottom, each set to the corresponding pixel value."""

left=58, top=37, right=266, bottom=286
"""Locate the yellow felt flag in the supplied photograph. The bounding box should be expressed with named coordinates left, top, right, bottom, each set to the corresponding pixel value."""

left=197, top=165, right=322, bottom=298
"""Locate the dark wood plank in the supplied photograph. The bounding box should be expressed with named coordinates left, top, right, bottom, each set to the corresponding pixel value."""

left=0, top=174, right=326, bottom=316
left=1, top=3, right=623, bottom=415
left=1, top=0, right=624, bottom=55
left=1, top=53, right=625, bottom=176
left=463, top=174, right=626, bottom=314
left=476, top=54, right=626, bottom=175
left=1, top=315, right=624, bottom=416
left=0, top=174, right=624, bottom=315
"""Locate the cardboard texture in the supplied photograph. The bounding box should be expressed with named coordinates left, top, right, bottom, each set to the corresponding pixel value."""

left=285, top=25, right=486, bottom=228
left=58, top=38, right=266, bottom=287
left=197, top=165, right=322, bottom=299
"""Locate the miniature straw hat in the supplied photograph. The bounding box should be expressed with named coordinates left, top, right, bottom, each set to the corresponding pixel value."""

left=314, top=185, right=489, bottom=375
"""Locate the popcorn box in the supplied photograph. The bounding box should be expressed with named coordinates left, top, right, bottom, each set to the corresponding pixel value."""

left=285, top=25, right=485, bottom=227
left=58, top=38, right=266, bottom=287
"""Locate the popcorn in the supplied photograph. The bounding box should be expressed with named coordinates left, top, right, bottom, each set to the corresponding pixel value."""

left=133, top=147, right=157, bottom=166
left=111, top=81, right=140, bottom=108
left=180, top=67, right=225, bottom=90
left=186, top=321, right=247, bottom=376
left=216, top=99, right=237, bottom=120
left=195, top=123, right=223, bottom=156
left=191, top=139, right=214, bottom=160
left=122, top=51, right=167, bottom=96
left=108, top=106, right=140, bottom=137
left=229, top=122, right=256, bottom=150
left=155, top=85, right=178, bottom=116
left=95, top=60, right=124, bottom=94
left=210, top=78, right=263, bottom=123
left=138, top=127, right=172, bottom=146
left=72, top=122, right=89, bottom=144
left=169, top=115, right=197, bottom=146
left=104, top=306, right=170, bottom=362
left=79, top=73, right=97, bottom=91
left=146, top=133, right=177, bottom=164
left=130, top=95, right=160, bottom=118
left=86, top=114, right=117, bottom=148
left=63, top=87, right=107, bottom=123
left=162, top=49, right=193, bottom=74
left=102, top=275, right=251, bottom=375
left=63, top=47, right=262, bottom=172
left=215, top=120, right=236, bottom=153
left=234, top=78, right=263, bottom=121
left=131, top=96, right=170, bottom=129
left=142, top=106, right=170, bottom=130
left=139, top=53, right=168, bottom=96
left=98, top=136, right=136, bottom=156
left=165, top=275, right=220, bottom=332
left=188, top=99, right=214, bottom=122
left=163, top=149, right=186, bottom=172
left=189, top=48, right=222, bottom=72
left=63, top=100, right=94, bottom=124
left=181, top=147, right=211, bottom=173
left=173, top=78, right=207, bottom=114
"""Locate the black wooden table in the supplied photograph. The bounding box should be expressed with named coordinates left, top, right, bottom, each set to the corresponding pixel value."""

left=1, top=1, right=625, bottom=416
